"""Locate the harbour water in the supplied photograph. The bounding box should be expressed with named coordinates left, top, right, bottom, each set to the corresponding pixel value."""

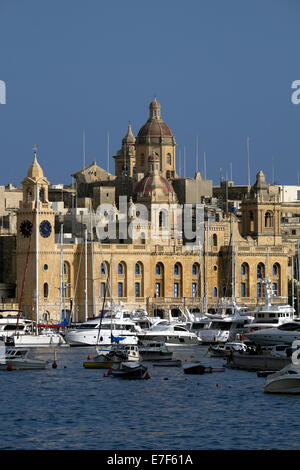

left=0, top=345, right=300, bottom=450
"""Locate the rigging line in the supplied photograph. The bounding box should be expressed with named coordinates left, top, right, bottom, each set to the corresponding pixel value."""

left=96, top=282, right=107, bottom=344
left=16, top=201, right=37, bottom=333
left=96, top=239, right=114, bottom=307
left=73, top=241, right=84, bottom=321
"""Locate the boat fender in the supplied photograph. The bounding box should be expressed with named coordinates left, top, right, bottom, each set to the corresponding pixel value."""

left=7, top=364, right=12, bottom=371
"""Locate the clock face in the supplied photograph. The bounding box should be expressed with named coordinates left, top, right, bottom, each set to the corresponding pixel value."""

left=20, top=220, right=33, bottom=238
left=39, top=220, right=52, bottom=238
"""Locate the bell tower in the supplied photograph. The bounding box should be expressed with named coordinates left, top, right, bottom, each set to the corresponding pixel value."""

left=241, top=170, right=282, bottom=245
left=16, top=147, right=57, bottom=320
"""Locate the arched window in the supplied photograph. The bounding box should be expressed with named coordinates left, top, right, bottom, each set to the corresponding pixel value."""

left=167, top=153, right=172, bottom=165
left=257, top=263, right=265, bottom=279
left=135, top=263, right=140, bottom=275
left=265, top=211, right=273, bottom=228
left=192, top=263, right=198, bottom=276
left=273, top=263, right=280, bottom=276
left=118, top=263, right=123, bottom=275
left=213, top=287, right=218, bottom=298
left=249, top=211, right=254, bottom=232
left=212, top=233, right=217, bottom=247
left=159, top=211, right=168, bottom=229
left=241, top=262, right=249, bottom=276
left=174, top=263, right=180, bottom=276
left=43, top=282, right=49, bottom=298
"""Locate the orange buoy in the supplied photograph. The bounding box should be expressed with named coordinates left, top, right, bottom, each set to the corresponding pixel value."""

left=7, top=364, right=12, bottom=371
left=144, top=372, right=151, bottom=379
left=87, top=354, right=92, bottom=360
left=107, top=368, right=112, bottom=376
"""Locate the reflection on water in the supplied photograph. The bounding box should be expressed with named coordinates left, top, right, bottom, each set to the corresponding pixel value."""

left=0, top=346, right=300, bottom=450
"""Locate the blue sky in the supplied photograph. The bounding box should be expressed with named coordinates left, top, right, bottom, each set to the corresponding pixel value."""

left=0, top=0, right=300, bottom=187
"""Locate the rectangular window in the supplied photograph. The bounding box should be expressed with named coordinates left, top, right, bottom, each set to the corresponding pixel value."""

left=174, top=282, right=179, bottom=298
left=192, top=283, right=197, bottom=298
left=100, top=282, right=106, bottom=297
left=257, top=283, right=262, bottom=297
left=241, top=282, right=246, bottom=298
left=155, top=282, right=160, bottom=298
left=118, top=282, right=123, bottom=298
left=135, top=282, right=140, bottom=298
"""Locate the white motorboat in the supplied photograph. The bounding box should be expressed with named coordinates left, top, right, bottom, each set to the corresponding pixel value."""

left=137, top=321, right=201, bottom=348
left=0, top=316, right=33, bottom=340
left=139, top=342, right=173, bottom=361
left=130, top=309, right=161, bottom=332
left=244, top=279, right=295, bottom=335
left=0, top=347, right=48, bottom=370
left=190, top=302, right=254, bottom=344
left=8, top=330, right=67, bottom=348
left=244, top=321, right=300, bottom=346
left=65, top=306, right=139, bottom=347
left=264, top=364, right=300, bottom=394
left=209, top=341, right=247, bottom=357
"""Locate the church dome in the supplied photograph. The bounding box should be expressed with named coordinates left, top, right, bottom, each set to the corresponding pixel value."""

left=134, top=174, right=175, bottom=196
left=136, top=98, right=174, bottom=141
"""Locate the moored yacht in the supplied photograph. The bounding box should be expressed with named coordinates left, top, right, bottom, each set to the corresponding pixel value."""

left=0, top=316, right=33, bottom=340
left=264, top=364, right=300, bottom=394
left=243, top=279, right=295, bottom=336
left=137, top=320, right=201, bottom=348
left=190, top=301, right=254, bottom=344
left=244, top=321, right=300, bottom=346
left=65, top=305, right=139, bottom=347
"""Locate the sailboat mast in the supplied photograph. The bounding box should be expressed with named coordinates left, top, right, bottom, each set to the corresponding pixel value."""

left=231, top=216, right=235, bottom=304
left=60, top=224, right=64, bottom=320
left=36, top=183, right=39, bottom=335
left=90, top=206, right=96, bottom=318
left=205, top=219, right=209, bottom=312
left=84, top=227, right=88, bottom=321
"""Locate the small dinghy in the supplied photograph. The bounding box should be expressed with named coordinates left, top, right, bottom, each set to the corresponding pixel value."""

left=183, top=362, right=225, bottom=374
left=152, top=360, right=182, bottom=367
left=83, top=344, right=139, bottom=369
left=110, top=361, right=149, bottom=379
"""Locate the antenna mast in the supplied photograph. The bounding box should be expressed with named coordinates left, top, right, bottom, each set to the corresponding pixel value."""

left=247, top=136, right=250, bottom=190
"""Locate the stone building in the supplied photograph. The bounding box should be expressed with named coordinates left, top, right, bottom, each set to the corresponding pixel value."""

left=2, top=98, right=298, bottom=322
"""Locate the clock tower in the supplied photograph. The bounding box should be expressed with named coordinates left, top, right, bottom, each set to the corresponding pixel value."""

left=16, top=148, right=57, bottom=321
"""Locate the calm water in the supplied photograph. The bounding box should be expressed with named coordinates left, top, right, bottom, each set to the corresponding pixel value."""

left=0, top=345, right=300, bottom=450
